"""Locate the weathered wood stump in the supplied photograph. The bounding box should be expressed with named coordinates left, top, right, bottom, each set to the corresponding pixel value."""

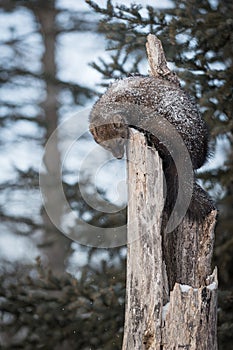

left=122, top=35, right=218, bottom=350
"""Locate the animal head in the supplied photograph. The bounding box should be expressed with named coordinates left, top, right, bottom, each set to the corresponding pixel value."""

left=89, top=114, right=128, bottom=159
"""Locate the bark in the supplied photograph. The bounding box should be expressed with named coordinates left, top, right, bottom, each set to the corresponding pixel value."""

left=122, top=129, right=165, bottom=350
left=122, top=35, right=218, bottom=350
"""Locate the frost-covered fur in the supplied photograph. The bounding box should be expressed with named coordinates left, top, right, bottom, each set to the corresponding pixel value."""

left=89, top=75, right=215, bottom=219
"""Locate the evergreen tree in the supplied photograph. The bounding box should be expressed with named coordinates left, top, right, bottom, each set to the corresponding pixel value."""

left=86, top=0, right=233, bottom=348
left=86, top=0, right=233, bottom=283
left=1, top=0, right=232, bottom=348
left=0, top=1, right=125, bottom=349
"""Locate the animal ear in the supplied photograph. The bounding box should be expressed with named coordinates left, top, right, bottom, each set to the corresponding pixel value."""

left=112, top=114, right=123, bottom=129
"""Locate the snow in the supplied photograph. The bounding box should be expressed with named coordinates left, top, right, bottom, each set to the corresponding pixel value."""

left=57, top=31, right=106, bottom=88
left=57, top=0, right=173, bottom=12
left=199, top=136, right=230, bottom=171
left=0, top=231, right=39, bottom=263
left=0, top=136, right=43, bottom=183
left=0, top=7, right=36, bottom=41
left=179, top=283, right=217, bottom=293
left=111, top=78, right=131, bottom=93
left=58, top=107, right=127, bottom=206
left=180, top=284, right=192, bottom=293
left=0, top=0, right=229, bottom=263
left=162, top=302, right=170, bottom=321
left=207, top=281, right=218, bottom=291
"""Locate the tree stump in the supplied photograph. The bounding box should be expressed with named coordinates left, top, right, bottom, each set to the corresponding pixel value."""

left=122, top=35, right=218, bottom=350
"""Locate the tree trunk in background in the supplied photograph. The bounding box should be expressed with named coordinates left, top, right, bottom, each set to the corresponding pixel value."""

left=34, top=1, right=70, bottom=275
